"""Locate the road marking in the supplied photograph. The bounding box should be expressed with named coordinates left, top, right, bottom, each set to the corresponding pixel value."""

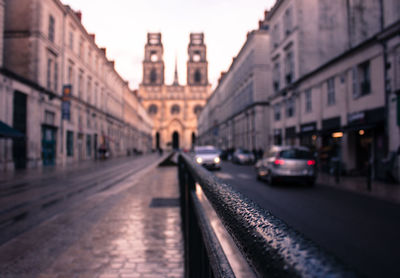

left=215, top=173, right=233, bottom=180
left=237, top=173, right=252, bottom=179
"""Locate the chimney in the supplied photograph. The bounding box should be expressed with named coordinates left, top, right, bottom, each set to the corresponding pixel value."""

left=75, top=11, right=82, bottom=21
left=89, top=34, right=95, bottom=41
left=100, top=48, right=106, bottom=56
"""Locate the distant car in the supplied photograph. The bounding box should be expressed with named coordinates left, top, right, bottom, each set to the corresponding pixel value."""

left=194, top=146, right=221, bottom=170
left=232, top=149, right=255, bottom=165
left=255, top=146, right=317, bottom=186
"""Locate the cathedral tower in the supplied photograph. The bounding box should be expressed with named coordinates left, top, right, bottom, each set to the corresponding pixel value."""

left=142, top=33, right=164, bottom=85
left=187, top=33, right=208, bottom=86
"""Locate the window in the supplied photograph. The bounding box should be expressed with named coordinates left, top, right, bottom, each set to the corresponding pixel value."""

left=353, top=61, right=372, bottom=99
left=194, top=105, right=203, bottom=116
left=47, top=58, right=52, bottom=89
left=87, top=77, right=92, bottom=104
left=359, top=61, right=371, bottom=96
left=193, top=51, right=201, bottom=62
left=78, top=71, right=83, bottom=99
left=305, top=89, right=312, bottom=113
left=273, top=24, right=280, bottom=48
left=94, top=83, right=98, bottom=107
left=150, top=51, right=158, bottom=62
left=274, top=103, right=281, bottom=121
left=88, top=49, right=92, bottom=67
left=284, top=7, right=293, bottom=36
left=69, top=31, right=74, bottom=50
left=79, top=38, right=84, bottom=58
left=327, top=77, right=335, bottom=105
left=48, top=15, right=55, bottom=42
left=67, top=64, right=74, bottom=87
left=286, top=97, right=295, bottom=118
left=54, top=61, right=58, bottom=92
left=171, top=104, right=180, bottom=115
left=194, top=70, right=202, bottom=83
left=44, top=110, right=55, bottom=125
left=148, top=104, right=158, bottom=115
left=273, top=62, right=280, bottom=93
left=285, top=51, right=294, bottom=84
left=86, top=134, right=91, bottom=157
left=67, top=131, right=74, bottom=156
left=150, top=69, right=157, bottom=84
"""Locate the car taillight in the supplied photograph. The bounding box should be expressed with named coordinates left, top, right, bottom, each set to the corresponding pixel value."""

left=307, top=160, right=316, bottom=166
left=274, top=159, right=285, bottom=165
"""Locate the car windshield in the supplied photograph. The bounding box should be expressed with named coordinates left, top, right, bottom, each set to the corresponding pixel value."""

left=196, top=149, right=218, bottom=155
left=240, top=150, right=251, bottom=154
left=279, top=149, right=314, bottom=159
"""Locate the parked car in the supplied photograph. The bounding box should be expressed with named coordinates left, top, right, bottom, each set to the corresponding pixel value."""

left=255, top=146, right=317, bottom=186
left=232, top=149, right=255, bottom=164
left=194, top=146, right=221, bottom=170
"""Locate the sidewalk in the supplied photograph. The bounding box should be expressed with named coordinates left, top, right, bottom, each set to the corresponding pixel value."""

left=0, top=156, right=184, bottom=278
left=318, top=173, right=400, bottom=204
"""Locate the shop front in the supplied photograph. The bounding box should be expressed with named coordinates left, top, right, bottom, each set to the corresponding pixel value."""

left=345, top=107, right=386, bottom=178
left=299, top=122, right=317, bottom=150
left=320, top=117, right=342, bottom=173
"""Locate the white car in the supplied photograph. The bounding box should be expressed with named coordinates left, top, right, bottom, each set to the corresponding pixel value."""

left=232, top=149, right=255, bottom=164
left=194, top=146, right=221, bottom=170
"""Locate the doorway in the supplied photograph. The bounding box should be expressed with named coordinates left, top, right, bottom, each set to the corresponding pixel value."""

left=191, top=132, right=196, bottom=147
left=42, top=126, right=57, bottom=166
left=156, top=132, right=160, bottom=149
left=13, top=91, right=27, bottom=169
left=172, top=131, right=179, bottom=150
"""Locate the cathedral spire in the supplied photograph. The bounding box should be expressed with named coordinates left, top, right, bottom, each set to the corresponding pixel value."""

left=173, top=55, right=179, bottom=86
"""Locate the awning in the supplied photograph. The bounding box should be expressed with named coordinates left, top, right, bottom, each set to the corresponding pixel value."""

left=0, top=121, right=25, bottom=138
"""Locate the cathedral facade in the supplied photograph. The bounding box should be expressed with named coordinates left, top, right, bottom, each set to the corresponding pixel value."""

left=138, top=33, right=211, bottom=150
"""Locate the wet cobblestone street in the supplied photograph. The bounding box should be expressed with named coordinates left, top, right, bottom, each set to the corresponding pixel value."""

left=0, top=164, right=183, bottom=278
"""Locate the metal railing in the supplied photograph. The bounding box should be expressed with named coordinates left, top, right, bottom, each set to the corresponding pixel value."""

left=178, top=153, right=357, bottom=278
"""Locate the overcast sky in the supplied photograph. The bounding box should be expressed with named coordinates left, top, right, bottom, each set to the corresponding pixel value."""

left=61, top=0, right=275, bottom=90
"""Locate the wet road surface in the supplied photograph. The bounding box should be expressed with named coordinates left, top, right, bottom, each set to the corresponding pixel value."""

left=214, top=161, right=400, bottom=278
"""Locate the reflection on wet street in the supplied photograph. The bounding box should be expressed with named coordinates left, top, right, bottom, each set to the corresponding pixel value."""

left=0, top=161, right=183, bottom=278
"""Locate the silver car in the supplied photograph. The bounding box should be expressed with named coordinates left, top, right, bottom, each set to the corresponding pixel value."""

left=194, top=146, right=221, bottom=170
left=255, top=146, right=317, bottom=186
left=232, top=149, right=255, bottom=165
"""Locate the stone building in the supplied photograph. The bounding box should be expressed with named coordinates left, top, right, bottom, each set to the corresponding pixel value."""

left=197, top=18, right=271, bottom=151
left=198, top=0, right=400, bottom=180
left=266, top=0, right=400, bottom=179
left=0, top=0, right=152, bottom=171
left=138, top=33, right=211, bottom=150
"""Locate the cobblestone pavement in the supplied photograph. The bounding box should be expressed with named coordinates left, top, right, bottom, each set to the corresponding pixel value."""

left=0, top=164, right=183, bottom=278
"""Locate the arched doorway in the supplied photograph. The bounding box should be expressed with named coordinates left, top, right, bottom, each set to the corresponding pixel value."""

left=191, top=132, right=196, bottom=147
left=155, top=132, right=160, bottom=149
left=172, top=131, right=179, bottom=150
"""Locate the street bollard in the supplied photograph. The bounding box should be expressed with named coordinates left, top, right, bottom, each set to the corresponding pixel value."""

left=335, top=159, right=340, bottom=184
left=366, top=162, right=372, bottom=191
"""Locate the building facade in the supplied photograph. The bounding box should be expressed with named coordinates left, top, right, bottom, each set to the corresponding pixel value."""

left=267, top=0, right=400, bottom=180
left=138, top=33, right=211, bottom=150
left=197, top=19, right=271, bottom=152
left=198, top=0, right=400, bottom=181
left=0, top=0, right=152, bottom=171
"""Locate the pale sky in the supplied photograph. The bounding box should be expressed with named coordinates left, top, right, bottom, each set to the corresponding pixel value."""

left=61, top=0, right=275, bottom=90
